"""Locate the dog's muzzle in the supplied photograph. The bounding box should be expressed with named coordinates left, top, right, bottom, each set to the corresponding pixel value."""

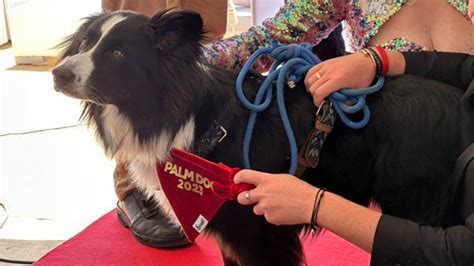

left=52, top=66, right=76, bottom=90
left=51, top=65, right=86, bottom=100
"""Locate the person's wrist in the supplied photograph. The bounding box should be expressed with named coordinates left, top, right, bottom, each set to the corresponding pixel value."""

left=306, top=187, right=320, bottom=224
left=356, top=51, right=377, bottom=83
left=309, top=187, right=326, bottom=232
left=373, top=46, right=389, bottom=75
left=386, top=51, right=406, bottom=76
left=358, top=50, right=377, bottom=78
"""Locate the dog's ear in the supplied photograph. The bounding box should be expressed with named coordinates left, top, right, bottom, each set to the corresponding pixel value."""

left=149, top=10, right=203, bottom=51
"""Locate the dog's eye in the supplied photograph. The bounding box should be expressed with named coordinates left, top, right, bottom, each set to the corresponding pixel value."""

left=112, top=49, right=124, bottom=59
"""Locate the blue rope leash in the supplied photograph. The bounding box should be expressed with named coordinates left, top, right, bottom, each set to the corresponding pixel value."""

left=236, top=41, right=384, bottom=174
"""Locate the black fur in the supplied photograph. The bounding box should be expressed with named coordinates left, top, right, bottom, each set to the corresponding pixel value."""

left=53, top=10, right=462, bottom=265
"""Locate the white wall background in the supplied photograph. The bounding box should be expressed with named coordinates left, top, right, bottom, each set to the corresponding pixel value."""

left=5, top=0, right=100, bottom=57
left=0, top=70, right=117, bottom=239
left=0, top=0, right=116, bottom=240
left=251, top=0, right=285, bottom=25
left=0, top=0, right=8, bottom=44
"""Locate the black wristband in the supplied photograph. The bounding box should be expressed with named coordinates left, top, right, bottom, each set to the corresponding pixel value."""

left=310, top=189, right=323, bottom=232
left=310, top=188, right=326, bottom=233
left=366, top=47, right=383, bottom=77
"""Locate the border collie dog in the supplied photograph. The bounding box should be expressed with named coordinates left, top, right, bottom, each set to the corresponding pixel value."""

left=53, top=10, right=462, bottom=265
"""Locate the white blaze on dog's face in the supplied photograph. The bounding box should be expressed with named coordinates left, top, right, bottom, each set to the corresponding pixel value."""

left=53, top=11, right=156, bottom=104
left=53, top=14, right=127, bottom=99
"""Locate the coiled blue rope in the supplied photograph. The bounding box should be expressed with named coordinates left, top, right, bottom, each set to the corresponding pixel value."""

left=236, top=41, right=384, bottom=174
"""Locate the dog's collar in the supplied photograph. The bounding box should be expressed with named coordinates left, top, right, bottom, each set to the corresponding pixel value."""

left=193, top=121, right=228, bottom=157
left=295, top=101, right=336, bottom=177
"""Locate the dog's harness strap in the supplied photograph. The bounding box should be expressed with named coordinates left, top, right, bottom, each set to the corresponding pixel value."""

left=193, top=121, right=228, bottom=157
left=296, top=101, right=336, bottom=176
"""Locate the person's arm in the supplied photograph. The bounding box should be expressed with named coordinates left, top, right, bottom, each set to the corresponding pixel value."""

left=401, top=51, right=474, bottom=90
left=304, top=50, right=406, bottom=106
left=372, top=152, right=474, bottom=265
left=233, top=170, right=381, bottom=252
left=305, top=50, right=473, bottom=106
left=203, top=0, right=347, bottom=72
left=371, top=214, right=474, bottom=265
left=234, top=169, right=474, bottom=265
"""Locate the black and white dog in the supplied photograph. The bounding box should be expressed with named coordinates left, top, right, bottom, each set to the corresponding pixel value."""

left=53, top=10, right=462, bottom=265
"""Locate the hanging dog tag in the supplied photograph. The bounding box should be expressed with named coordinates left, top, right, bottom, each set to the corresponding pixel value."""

left=156, top=148, right=252, bottom=242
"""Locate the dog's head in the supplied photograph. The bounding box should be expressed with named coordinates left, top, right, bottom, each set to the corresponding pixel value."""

left=53, top=10, right=207, bottom=159
left=53, top=10, right=204, bottom=106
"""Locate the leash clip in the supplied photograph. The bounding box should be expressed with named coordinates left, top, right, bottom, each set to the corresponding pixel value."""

left=316, top=100, right=332, bottom=118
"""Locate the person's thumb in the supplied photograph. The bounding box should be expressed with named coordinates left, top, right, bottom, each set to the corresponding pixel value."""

left=234, top=169, right=264, bottom=185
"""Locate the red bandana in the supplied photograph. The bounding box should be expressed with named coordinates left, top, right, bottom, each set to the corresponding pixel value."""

left=156, top=148, right=252, bottom=242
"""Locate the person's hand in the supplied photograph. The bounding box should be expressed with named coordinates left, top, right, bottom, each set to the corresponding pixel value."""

left=304, top=52, right=376, bottom=106
left=234, top=169, right=318, bottom=225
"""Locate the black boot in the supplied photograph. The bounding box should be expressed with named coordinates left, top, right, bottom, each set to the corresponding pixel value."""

left=117, top=190, right=190, bottom=248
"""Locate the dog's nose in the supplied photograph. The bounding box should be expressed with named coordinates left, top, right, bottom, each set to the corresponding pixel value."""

left=52, top=67, right=75, bottom=85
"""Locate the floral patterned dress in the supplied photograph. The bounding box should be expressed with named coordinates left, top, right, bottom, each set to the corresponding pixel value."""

left=204, top=0, right=469, bottom=72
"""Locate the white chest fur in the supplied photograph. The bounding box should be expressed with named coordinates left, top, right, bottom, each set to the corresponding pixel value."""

left=99, top=104, right=196, bottom=222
